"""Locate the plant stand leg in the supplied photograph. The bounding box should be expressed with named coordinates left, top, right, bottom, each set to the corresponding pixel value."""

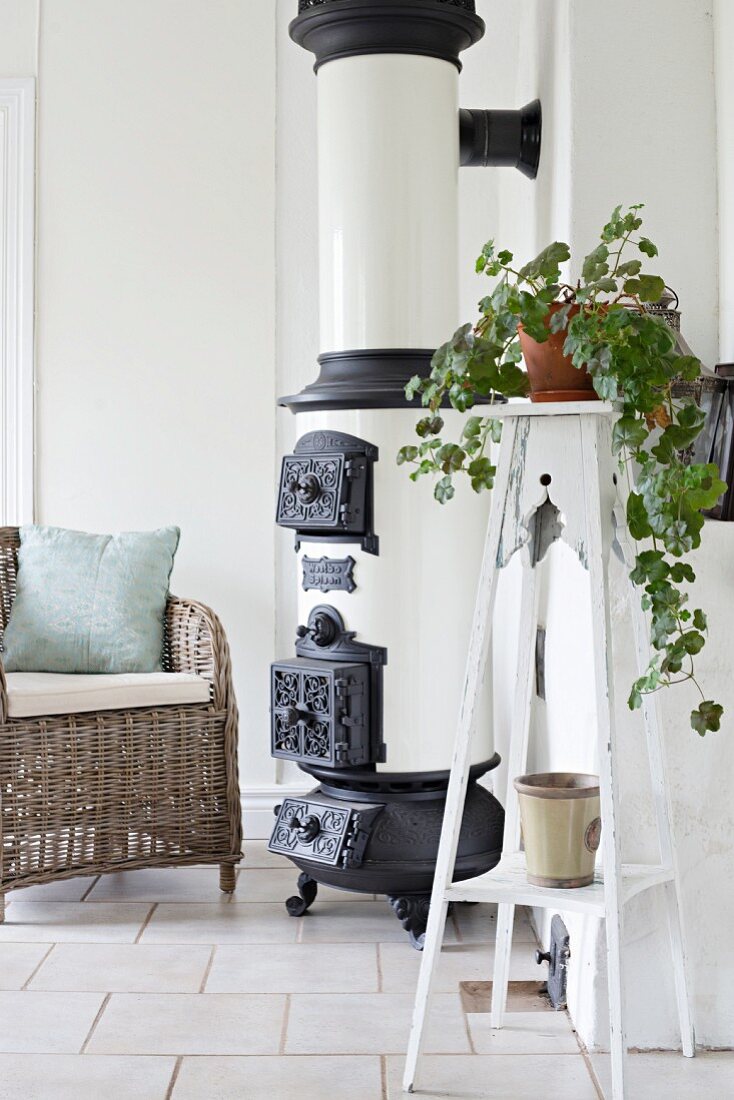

left=403, top=421, right=518, bottom=1094
left=491, top=556, right=539, bottom=1028
left=582, top=415, right=627, bottom=1100
left=219, top=863, right=236, bottom=894
left=286, top=872, right=318, bottom=917
left=490, top=903, right=515, bottom=1028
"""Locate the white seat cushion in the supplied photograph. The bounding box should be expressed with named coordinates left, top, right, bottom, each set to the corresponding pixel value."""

left=5, top=671, right=211, bottom=718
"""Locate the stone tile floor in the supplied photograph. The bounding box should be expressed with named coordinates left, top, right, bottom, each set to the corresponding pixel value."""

left=0, top=841, right=731, bottom=1099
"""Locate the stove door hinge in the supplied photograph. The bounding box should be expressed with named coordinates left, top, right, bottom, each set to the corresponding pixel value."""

left=344, top=458, right=365, bottom=481
left=333, top=739, right=350, bottom=763
left=339, top=502, right=354, bottom=527
left=339, top=714, right=365, bottom=728
left=340, top=806, right=384, bottom=869
left=335, top=677, right=364, bottom=698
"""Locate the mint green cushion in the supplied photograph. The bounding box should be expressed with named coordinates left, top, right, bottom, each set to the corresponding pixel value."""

left=3, top=525, right=180, bottom=674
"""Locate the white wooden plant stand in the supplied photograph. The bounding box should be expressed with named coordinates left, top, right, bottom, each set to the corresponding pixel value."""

left=403, top=402, right=695, bottom=1100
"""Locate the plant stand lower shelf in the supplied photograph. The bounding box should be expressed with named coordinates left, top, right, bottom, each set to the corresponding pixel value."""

left=446, top=852, right=675, bottom=915
left=403, top=401, right=695, bottom=1100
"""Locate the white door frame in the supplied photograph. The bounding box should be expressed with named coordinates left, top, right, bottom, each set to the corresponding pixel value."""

left=0, top=78, right=35, bottom=526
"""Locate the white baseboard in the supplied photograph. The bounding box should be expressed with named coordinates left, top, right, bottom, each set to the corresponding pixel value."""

left=241, top=785, right=310, bottom=839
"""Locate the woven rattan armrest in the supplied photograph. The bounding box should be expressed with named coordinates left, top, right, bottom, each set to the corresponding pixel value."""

left=163, top=595, right=234, bottom=711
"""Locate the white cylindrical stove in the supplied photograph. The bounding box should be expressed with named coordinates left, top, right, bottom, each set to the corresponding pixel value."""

left=268, top=0, right=537, bottom=946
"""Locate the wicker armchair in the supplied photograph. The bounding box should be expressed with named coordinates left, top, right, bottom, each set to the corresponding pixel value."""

left=0, top=527, right=242, bottom=921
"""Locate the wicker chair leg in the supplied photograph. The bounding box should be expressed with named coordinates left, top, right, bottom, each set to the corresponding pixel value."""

left=0, top=894, right=5, bottom=924
left=220, top=863, right=236, bottom=894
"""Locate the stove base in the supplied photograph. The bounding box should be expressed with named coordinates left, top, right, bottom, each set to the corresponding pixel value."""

left=283, top=875, right=449, bottom=950
left=269, top=757, right=504, bottom=947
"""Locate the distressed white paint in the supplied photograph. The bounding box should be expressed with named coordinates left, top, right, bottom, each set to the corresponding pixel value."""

left=0, top=78, right=34, bottom=525
left=406, top=407, right=694, bottom=1100
left=296, top=408, right=493, bottom=773
left=317, top=54, right=458, bottom=352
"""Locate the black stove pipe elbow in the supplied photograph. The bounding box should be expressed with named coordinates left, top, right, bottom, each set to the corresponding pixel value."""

left=460, top=99, right=542, bottom=179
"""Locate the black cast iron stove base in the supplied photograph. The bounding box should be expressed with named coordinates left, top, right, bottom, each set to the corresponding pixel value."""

left=270, top=756, right=504, bottom=949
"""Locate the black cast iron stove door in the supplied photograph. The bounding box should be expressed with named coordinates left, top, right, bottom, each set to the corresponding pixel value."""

left=272, top=658, right=371, bottom=767
left=276, top=430, right=378, bottom=553
left=270, top=796, right=383, bottom=868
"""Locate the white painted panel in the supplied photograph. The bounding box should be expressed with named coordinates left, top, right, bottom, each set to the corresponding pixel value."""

left=318, top=54, right=459, bottom=351
left=0, top=78, right=35, bottom=525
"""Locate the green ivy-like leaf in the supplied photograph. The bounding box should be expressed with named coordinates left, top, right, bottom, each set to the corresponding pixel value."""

left=691, top=701, right=723, bottom=736
left=582, top=243, right=610, bottom=283
left=436, top=443, right=465, bottom=474
left=612, top=416, right=648, bottom=454
left=434, top=475, right=455, bottom=505
left=623, top=274, right=666, bottom=302
left=638, top=237, right=659, bottom=258
left=627, top=492, right=653, bottom=541
left=405, top=375, right=423, bottom=401
left=519, top=241, right=570, bottom=281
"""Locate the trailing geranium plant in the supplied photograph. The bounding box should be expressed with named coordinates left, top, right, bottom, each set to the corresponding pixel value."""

left=398, top=205, right=724, bottom=735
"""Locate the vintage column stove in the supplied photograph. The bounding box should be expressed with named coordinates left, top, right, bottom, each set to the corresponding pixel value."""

left=268, top=0, right=542, bottom=947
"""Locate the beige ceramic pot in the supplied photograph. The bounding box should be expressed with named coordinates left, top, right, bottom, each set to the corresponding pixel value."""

left=514, top=773, right=601, bottom=888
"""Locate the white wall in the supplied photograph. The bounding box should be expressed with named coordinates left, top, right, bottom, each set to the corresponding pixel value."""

left=0, top=0, right=279, bottom=796
left=0, top=1, right=37, bottom=76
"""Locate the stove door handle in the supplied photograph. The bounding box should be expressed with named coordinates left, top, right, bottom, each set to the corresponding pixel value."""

left=287, top=813, right=321, bottom=843
left=284, top=705, right=315, bottom=730
left=286, top=472, right=321, bottom=504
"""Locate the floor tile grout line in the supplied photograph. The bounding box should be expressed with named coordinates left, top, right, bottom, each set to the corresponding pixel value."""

left=380, top=1053, right=388, bottom=1099
left=79, top=992, right=111, bottom=1054
left=165, top=1055, right=183, bottom=1099
left=279, top=993, right=292, bottom=1056
left=135, top=903, right=158, bottom=944
left=574, top=1028, right=606, bottom=1100
left=199, top=945, right=217, bottom=993
left=20, top=943, right=55, bottom=990
left=581, top=1048, right=606, bottom=1100
left=376, top=942, right=383, bottom=993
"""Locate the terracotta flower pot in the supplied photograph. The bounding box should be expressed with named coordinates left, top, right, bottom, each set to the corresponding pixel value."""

left=518, top=302, right=599, bottom=402
left=514, top=772, right=601, bottom=889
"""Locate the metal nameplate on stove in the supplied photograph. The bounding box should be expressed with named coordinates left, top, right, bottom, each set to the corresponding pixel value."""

left=269, top=798, right=352, bottom=865
left=302, top=555, right=356, bottom=594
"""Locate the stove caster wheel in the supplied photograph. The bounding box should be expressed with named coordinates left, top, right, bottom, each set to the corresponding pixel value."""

left=285, top=872, right=318, bottom=917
